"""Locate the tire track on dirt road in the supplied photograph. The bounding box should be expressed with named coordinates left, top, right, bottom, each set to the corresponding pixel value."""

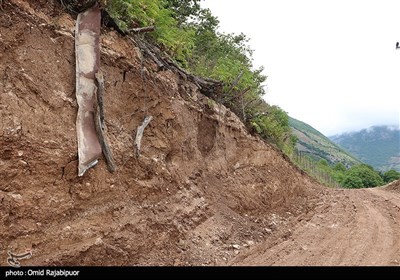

left=231, top=187, right=400, bottom=266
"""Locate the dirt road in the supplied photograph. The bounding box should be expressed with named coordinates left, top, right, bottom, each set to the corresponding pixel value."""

left=231, top=185, right=400, bottom=266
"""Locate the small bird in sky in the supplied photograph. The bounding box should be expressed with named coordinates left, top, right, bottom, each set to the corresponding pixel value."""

left=396, top=42, right=400, bottom=49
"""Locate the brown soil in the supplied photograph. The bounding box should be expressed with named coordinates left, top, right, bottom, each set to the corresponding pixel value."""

left=230, top=186, right=400, bottom=266
left=1, top=0, right=399, bottom=266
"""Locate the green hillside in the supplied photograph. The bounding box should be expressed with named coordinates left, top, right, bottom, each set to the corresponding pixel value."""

left=289, top=117, right=362, bottom=167
left=330, top=126, right=400, bottom=172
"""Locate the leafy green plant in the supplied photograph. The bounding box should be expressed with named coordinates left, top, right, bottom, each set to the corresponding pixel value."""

left=382, top=169, right=400, bottom=183
left=343, top=175, right=364, bottom=189
left=103, top=0, right=294, bottom=155
left=106, top=0, right=195, bottom=65
left=343, top=164, right=384, bottom=188
left=249, top=105, right=295, bottom=152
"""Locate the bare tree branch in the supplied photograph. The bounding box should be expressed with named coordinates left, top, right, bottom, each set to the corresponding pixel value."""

left=135, top=116, right=153, bottom=158
left=128, top=26, right=155, bottom=34
left=226, top=70, right=244, bottom=94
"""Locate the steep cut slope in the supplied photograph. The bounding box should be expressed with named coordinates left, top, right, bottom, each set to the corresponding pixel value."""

left=290, top=117, right=361, bottom=167
left=0, top=0, right=323, bottom=266
left=330, top=125, right=400, bottom=171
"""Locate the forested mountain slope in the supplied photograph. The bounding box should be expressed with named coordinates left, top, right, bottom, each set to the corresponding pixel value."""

left=330, top=125, right=400, bottom=171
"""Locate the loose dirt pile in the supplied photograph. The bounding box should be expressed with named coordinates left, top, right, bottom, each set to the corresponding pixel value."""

left=385, top=179, right=400, bottom=194
left=231, top=186, right=400, bottom=266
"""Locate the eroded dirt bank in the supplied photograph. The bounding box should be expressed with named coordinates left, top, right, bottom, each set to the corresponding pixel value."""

left=0, top=0, right=321, bottom=266
left=2, top=0, right=399, bottom=267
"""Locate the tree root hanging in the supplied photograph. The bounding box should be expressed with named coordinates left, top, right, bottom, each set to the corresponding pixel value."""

left=128, top=35, right=223, bottom=97
left=94, top=71, right=116, bottom=173
left=134, top=116, right=153, bottom=158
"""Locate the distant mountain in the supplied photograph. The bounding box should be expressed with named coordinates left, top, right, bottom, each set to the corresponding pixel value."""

left=329, top=125, right=400, bottom=172
left=289, top=117, right=362, bottom=167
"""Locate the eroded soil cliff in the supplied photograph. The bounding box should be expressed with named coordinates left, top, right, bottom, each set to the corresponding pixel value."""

left=3, top=0, right=400, bottom=267
left=0, top=0, right=325, bottom=265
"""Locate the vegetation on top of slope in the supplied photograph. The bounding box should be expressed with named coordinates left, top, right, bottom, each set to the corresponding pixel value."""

left=100, top=0, right=295, bottom=153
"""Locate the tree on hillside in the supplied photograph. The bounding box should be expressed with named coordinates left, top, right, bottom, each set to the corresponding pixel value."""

left=164, top=0, right=202, bottom=26
left=343, top=174, right=364, bottom=189
left=318, top=159, right=329, bottom=167
left=382, top=169, right=400, bottom=183
left=330, top=162, right=346, bottom=185
left=333, top=162, right=347, bottom=173
left=343, top=164, right=384, bottom=188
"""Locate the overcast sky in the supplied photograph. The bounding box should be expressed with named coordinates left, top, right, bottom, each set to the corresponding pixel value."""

left=201, top=0, right=400, bottom=136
